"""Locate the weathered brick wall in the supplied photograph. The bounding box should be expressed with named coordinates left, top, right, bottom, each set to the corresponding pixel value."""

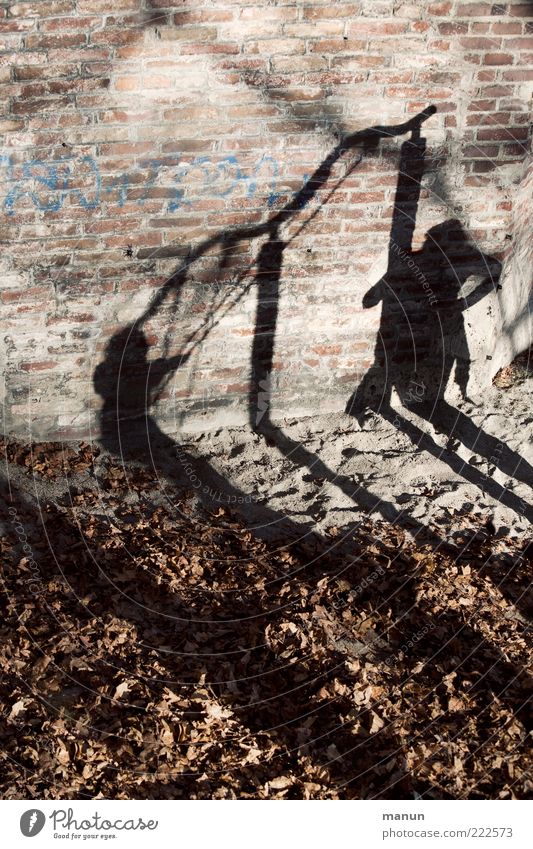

left=1, top=0, right=531, bottom=440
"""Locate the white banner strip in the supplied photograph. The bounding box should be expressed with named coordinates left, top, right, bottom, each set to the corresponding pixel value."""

left=2, top=799, right=531, bottom=849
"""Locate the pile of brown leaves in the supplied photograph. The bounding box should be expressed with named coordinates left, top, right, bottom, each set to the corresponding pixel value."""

left=1, top=438, right=532, bottom=799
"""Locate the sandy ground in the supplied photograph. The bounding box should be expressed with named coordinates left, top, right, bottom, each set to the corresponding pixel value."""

left=176, top=376, right=533, bottom=544
left=3, top=367, right=531, bottom=550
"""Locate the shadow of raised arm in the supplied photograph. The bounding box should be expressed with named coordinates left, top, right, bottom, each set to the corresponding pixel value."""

left=362, top=281, right=384, bottom=308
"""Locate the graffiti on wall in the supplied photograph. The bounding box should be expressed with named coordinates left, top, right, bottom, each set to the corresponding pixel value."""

left=0, top=152, right=288, bottom=215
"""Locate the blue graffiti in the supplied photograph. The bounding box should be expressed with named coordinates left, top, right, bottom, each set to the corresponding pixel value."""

left=71, top=156, right=101, bottom=210
left=3, top=154, right=101, bottom=214
left=247, top=155, right=280, bottom=206
left=1, top=151, right=313, bottom=216
left=104, top=172, right=130, bottom=207
left=5, top=159, right=65, bottom=213
left=169, top=155, right=248, bottom=211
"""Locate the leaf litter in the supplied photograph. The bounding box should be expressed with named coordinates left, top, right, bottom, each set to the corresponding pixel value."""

left=0, top=437, right=532, bottom=799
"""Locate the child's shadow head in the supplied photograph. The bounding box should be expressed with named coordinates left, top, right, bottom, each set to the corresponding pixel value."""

left=108, top=324, right=149, bottom=362
left=93, top=324, right=150, bottom=400
left=422, top=219, right=472, bottom=260
left=419, top=218, right=502, bottom=288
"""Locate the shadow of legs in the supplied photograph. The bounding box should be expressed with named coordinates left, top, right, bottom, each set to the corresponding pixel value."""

left=426, top=401, right=533, bottom=490
left=255, top=417, right=449, bottom=549
left=379, top=405, right=533, bottom=524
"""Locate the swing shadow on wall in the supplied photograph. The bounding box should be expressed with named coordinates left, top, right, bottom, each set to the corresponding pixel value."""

left=83, top=105, right=533, bottom=778
left=93, top=103, right=533, bottom=534
left=93, top=107, right=444, bottom=538
left=92, top=99, right=533, bottom=607
left=92, top=102, right=533, bottom=625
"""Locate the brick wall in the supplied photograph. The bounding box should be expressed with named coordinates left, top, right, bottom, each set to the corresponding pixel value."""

left=1, top=0, right=531, bottom=440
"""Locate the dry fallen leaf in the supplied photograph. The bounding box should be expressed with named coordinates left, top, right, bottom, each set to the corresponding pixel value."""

left=370, top=712, right=385, bottom=734
left=56, top=743, right=70, bottom=766
left=205, top=702, right=233, bottom=721
left=113, top=680, right=132, bottom=700
left=269, top=776, right=294, bottom=790
left=9, top=699, right=30, bottom=720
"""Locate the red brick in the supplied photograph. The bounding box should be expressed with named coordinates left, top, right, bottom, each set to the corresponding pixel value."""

left=438, top=22, right=469, bottom=34
left=429, top=39, right=451, bottom=50
left=456, top=2, right=494, bottom=14
left=77, top=0, right=138, bottom=10
left=271, top=55, right=328, bottom=73
left=9, top=0, right=74, bottom=15
left=347, top=20, right=408, bottom=36
left=1, top=0, right=532, bottom=442
left=25, top=32, right=86, bottom=48
left=19, top=361, right=58, bottom=371
left=46, top=313, right=95, bottom=325
left=14, top=63, right=78, bottom=81
left=0, top=18, right=36, bottom=32
left=505, top=36, right=533, bottom=48
left=90, top=30, right=139, bottom=46
left=463, top=143, right=500, bottom=157
left=245, top=38, right=305, bottom=55
left=507, top=3, right=533, bottom=16
left=312, top=345, right=342, bottom=356
left=181, top=42, right=240, bottom=55
left=225, top=382, right=250, bottom=394
left=331, top=54, right=385, bottom=68
left=484, top=52, right=514, bottom=64
left=467, top=110, right=511, bottom=125
left=499, top=142, right=529, bottom=155
left=11, top=96, right=72, bottom=114
left=173, top=10, right=234, bottom=24
left=39, top=16, right=102, bottom=32
left=477, top=83, right=513, bottom=94
left=303, top=4, right=362, bottom=19
left=428, top=1, right=453, bottom=12
left=491, top=21, right=524, bottom=33
left=310, top=39, right=366, bottom=53
left=477, top=126, right=529, bottom=140
left=476, top=70, right=498, bottom=81
left=155, top=25, right=217, bottom=41
left=240, top=5, right=297, bottom=20
left=460, top=36, right=501, bottom=48
left=468, top=99, right=498, bottom=110
left=502, top=68, right=533, bottom=79
left=349, top=191, right=386, bottom=203
left=386, top=85, right=452, bottom=98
